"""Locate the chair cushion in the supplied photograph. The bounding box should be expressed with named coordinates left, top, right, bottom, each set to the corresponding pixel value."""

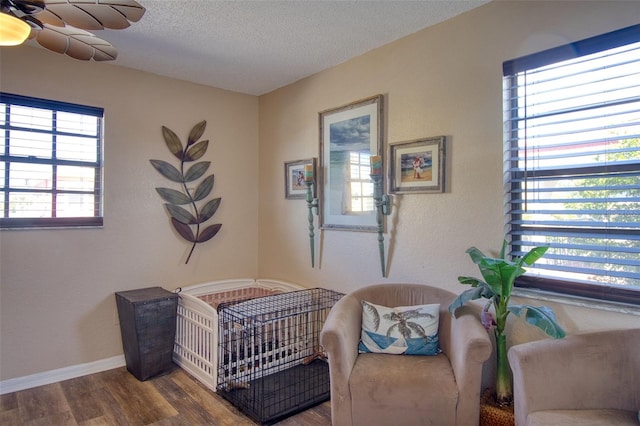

left=349, top=352, right=458, bottom=425
left=526, top=409, right=639, bottom=426
left=358, top=300, right=440, bottom=355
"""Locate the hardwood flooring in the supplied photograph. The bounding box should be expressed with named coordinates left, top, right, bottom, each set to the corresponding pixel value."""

left=0, top=366, right=332, bottom=425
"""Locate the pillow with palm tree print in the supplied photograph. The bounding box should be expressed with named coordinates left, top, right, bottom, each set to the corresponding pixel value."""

left=358, top=300, right=440, bottom=355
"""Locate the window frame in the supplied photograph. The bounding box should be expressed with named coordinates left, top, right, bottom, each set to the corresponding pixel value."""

left=0, top=93, right=104, bottom=229
left=503, top=24, right=640, bottom=305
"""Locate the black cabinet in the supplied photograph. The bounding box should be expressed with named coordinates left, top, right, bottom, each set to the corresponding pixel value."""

left=115, top=287, right=178, bottom=380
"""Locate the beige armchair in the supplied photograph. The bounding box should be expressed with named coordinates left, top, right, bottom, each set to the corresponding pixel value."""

left=319, top=283, right=492, bottom=426
left=508, top=328, right=640, bottom=426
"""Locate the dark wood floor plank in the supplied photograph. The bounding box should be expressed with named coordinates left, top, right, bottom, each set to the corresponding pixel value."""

left=3, top=365, right=332, bottom=425
left=102, top=367, right=179, bottom=425
left=17, top=383, right=71, bottom=423
left=88, top=386, right=132, bottom=426
left=22, top=410, right=77, bottom=426
left=60, top=375, right=106, bottom=422
left=168, top=368, right=254, bottom=426
left=0, top=408, right=22, bottom=426
left=77, top=416, right=112, bottom=426
left=0, top=393, right=18, bottom=411
left=275, top=401, right=332, bottom=426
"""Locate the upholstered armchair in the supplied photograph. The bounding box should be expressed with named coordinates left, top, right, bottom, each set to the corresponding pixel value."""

left=508, top=328, right=640, bottom=426
left=319, top=283, right=492, bottom=426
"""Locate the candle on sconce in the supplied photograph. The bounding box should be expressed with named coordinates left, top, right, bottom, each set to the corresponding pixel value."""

left=370, top=155, right=382, bottom=175
left=304, top=164, right=314, bottom=182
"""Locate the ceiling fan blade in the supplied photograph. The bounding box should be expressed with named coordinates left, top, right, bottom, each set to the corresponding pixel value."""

left=40, top=0, right=145, bottom=30
left=36, top=23, right=117, bottom=61
left=10, top=0, right=45, bottom=15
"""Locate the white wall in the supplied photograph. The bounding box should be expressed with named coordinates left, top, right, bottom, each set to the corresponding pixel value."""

left=257, top=1, right=640, bottom=335
left=0, top=47, right=259, bottom=380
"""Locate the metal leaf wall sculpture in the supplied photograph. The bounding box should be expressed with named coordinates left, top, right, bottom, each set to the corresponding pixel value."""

left=150, top=120, right=222, bottom=264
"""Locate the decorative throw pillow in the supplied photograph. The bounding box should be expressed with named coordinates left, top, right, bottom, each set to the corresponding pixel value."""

left=358, top=300, right=440, bottom=355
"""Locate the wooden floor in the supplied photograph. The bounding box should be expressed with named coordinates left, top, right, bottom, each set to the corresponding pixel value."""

left=0, top=366, right=332, bottom=425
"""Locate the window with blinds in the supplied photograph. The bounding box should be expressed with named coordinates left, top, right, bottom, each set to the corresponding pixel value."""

left=0, top=93, right=104, bottom=229
left=503, top=24, right=640, bottom=304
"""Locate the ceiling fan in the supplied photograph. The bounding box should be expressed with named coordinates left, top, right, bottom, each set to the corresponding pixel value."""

left=0, top=0, right=145, bottom=61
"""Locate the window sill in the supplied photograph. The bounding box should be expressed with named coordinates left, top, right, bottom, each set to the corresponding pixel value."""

left=512, top=287, right=640, bottom=316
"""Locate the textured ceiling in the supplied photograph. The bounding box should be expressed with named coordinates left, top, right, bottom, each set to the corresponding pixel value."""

left=99, top=0, right=489, bottom=95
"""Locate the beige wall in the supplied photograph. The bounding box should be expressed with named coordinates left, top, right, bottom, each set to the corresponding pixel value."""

left=258, top=0, right=640, bottom=339
left=0, top=48, right=259, bottom=380
left=1, top=0, right=640, bottom=384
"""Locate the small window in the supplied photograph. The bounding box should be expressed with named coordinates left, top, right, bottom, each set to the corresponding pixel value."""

left=0, top=93, right=104, bottom=229
left=503, top=24, right=640, bottom=304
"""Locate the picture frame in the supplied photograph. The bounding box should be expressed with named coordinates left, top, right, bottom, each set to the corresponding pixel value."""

left=319, top=95, right=384, bottom=231
left=284, top=158, right=316, bottom=199
left=389, top=136, right=446, bottom=194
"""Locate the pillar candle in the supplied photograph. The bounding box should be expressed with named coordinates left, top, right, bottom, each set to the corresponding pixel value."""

left=370, top=155, right=382, bottom=175
left=304, top=164, right=314, bottom=182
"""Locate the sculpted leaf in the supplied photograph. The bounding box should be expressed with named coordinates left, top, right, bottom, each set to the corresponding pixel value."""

left=198, top=198, right=221, bottom=222
left=150, top=160, right=183, bottom=183
left=184, top=162, right=210, bottom=182
left=184, top=140, right=209, bottom=162
left=197, top=223, right=222, bottom=243
left=171, top=218, right=195, bottom=242
left=188, top=120, right=207, bottom=146
left=161, top=126, right=183, bottom=159
left=193, top=175, right=214, bottom=202
left=165, top=204, right=196, bottom=224
left=156, top=187, right=191, bottom=204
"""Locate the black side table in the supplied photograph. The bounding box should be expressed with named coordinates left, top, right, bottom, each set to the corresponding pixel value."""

left=115, top=287, right=178, bottom=381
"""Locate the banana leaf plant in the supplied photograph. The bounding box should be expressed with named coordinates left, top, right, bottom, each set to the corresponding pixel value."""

left=448, top=240, right=565, bottom=406
left=150, top=120, right=222, bottom=264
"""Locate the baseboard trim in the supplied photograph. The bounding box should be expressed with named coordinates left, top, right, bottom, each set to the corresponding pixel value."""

left=0, top=355, right=126, bottom=395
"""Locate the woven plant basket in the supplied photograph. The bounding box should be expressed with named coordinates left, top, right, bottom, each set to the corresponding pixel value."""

left=479, top=389, right=515, bottom=426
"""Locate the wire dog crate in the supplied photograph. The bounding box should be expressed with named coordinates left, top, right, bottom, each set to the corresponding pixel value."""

left=216, top=287, right=343, bottom=425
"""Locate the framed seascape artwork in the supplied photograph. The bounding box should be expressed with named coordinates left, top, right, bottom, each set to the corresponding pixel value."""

left=319, top=95, right=384, bottom=231
left=285, top=158, right=316, bottom=199
left=389, top=136, right=446, bottom=194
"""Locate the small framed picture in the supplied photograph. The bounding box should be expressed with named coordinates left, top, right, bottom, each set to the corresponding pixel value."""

left=285, top=158, right=316, bottom=199
left=389, top=136, right=446, bottom=194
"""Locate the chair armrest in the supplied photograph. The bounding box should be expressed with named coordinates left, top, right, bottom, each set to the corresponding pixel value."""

left=320, top=294, right=363, bottom=424
left=508, top=328, right=640, bottom=426
left=446, top=305, right=492, bottom=426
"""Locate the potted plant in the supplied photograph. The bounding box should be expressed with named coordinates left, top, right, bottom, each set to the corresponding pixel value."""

left=448, top=240, right=566, bottom=415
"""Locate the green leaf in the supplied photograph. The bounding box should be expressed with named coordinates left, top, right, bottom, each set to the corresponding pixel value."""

left=184, top=162, right=210, bottom=182
left=458, top=276, right=485, bottom=287
left=150, top=160, right=183, bottom=183
left=499, top=239, right=508, bottom=259
left=198, top=197, right=221, bottom=222
left=448, top=284, right=493, bottom=316
left=508, top=304, right=566, bottom=338
left=466, top=247, right=487, bottom=264
left=165, top=204, right=196, bottom=224
left=521, top=245, right=549, bottom=266
left=196, top=223, right=221, bottom=243
left=171, top=217, right=196, bottom=242
left=155, top=187, right=191, bottom=205
left=188, top=120, right=206, bottom=146
left=162, top=126, right=183, bottom=159
left=184, top=140, right=209, bottom=162
left=193, top=175, right=215, bottom=202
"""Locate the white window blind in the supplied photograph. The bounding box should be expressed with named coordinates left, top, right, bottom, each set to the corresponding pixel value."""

left=0, top=93, right=104, bottom=228
left=503, top=24, right=640, bottom=303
